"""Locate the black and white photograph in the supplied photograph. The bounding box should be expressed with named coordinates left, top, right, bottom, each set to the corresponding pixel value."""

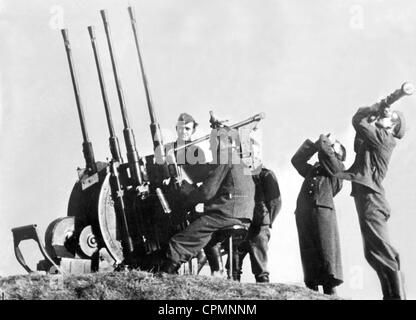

left=1, top=0, right=416, bottom=304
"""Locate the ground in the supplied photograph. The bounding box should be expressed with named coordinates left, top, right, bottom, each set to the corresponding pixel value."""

left=0, top=270, right=341, bottom=300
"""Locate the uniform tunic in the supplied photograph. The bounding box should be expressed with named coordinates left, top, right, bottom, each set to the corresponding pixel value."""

left=164, top=140, right=209, bottom=184
left=238, top=168, right=282, bottom=280
left=292, top=135, right=344, bottom=287
left=165, top=141, right=206, bottom=165
left=166, top=163, right=255, bottom=265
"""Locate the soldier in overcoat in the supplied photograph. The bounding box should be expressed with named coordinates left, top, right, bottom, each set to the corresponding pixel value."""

left=291, top=134, right=346, bottom=295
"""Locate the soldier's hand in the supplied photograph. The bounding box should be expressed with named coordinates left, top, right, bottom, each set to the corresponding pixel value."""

left=326, top=133, right=336, bottom=145
left=314, top=134, right=330, bottom=149
left=180, top=180, right=196, bottom=196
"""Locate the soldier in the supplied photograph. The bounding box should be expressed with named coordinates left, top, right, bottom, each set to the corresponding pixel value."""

left=164, top=112, right=210, bottom=270
left=236, top=142, right=282, bottom=283
left=159, top=127, right=255, bottom=274
left=291, top=134, right=346, bottom=295
left=335, top=100, right=407, bottom=300
left=165, top=113, right=206, bottom=165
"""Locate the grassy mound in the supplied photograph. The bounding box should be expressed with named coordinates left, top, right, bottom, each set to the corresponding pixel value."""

left=0, top=270, right=341, bottom=300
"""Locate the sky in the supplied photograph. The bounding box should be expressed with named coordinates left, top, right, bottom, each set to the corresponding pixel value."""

left=1, top=0, right=416, bottom=300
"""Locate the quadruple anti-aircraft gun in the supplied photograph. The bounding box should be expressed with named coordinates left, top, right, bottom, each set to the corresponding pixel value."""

left=11, top=7, right=265, bottom=275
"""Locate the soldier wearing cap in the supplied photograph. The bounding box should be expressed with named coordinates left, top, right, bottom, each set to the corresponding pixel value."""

left=159, top=127, right=255, bottom=273
left=292, top=133, right=346, bottom=295
left=335, top=101, right=407, bottom=300
left=236, top=140, right=282, bottom=283
left=165, top=113, right=206, bottom=165
left=164, top=113, right=209, bottom=269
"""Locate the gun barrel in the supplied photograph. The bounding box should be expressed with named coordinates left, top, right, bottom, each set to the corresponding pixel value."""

left=128, top=6, right=155, bottom=123
left=88, top=25, right=123, bottom=163
left=128, top=6, right=165, bottom=161
left=100, top=9, right=142, bottom=185
left=100, top=10, right=130, bottom=129
left=61, top=28, right=97, bottom=174
left=174, top=112, right=266, bottom=153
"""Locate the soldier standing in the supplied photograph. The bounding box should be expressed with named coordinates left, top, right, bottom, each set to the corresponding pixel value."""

left=335, top=96, right=408, bottom=300
left=291, top=134, right=346, bottom=295
left=236, top=141, right=282, bottom=283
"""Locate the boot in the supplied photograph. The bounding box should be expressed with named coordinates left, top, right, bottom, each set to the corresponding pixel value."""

left=205, top=245, right=223, bottom=275
left=160, top=259, right=181, bottom=274
left=255, top=274, right=270, bottom=283
left=196, top=250, right=207, bottom=273
left=377, top=271, right=392, bottom=300
left=380, top=270, right=406, bottom=300
left=387, top=271, right=406, bottom=300
left=138, top=251, right=164, bottom=272
left=323, top=284, right=336, bottom=295
left=305, top=282, right=318, bottom=292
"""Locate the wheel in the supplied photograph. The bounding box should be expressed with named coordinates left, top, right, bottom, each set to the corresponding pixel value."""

left=45, top=216, right=85, bottom=258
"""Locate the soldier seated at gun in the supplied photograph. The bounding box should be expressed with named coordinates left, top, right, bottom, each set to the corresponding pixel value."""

left=291, top=133, right=346, bottom=295
left=163, top=112, right=208, bottom=270
left=154, top=126, right=255, bottom=274
left=204, top=139, right=282, bottom=281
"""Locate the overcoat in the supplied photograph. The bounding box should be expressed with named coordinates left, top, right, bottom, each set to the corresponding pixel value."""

left=291, top=135, right=344, bottom=286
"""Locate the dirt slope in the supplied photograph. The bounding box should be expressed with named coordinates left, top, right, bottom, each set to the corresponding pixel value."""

left=0, top=270, right=342, bottom=300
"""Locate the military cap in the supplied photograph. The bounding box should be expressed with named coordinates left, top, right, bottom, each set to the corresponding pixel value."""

left=177, top=113, right=198, bottom=127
